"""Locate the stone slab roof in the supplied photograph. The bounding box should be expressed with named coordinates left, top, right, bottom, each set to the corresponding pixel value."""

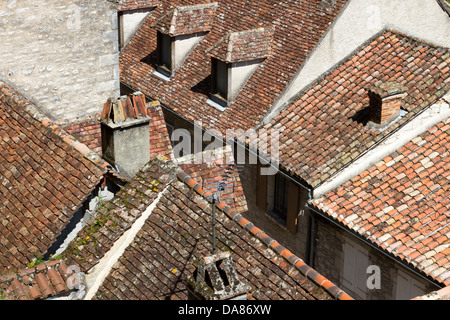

left=0, top=82, right=108, bottom=274
left=63, top=156, right=352, bottom=300
left=119, top=0, right=349, bottom=134
left=260, top=29, right=450, bottom=188
left=311, top=118, right=450, bottom=286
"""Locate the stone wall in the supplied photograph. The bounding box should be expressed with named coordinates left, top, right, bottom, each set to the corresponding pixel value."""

left=0, top=0, right=120, bottom=120
left=239, top=161, right=311, bottom=260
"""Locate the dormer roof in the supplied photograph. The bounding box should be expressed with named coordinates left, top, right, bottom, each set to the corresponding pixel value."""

left=153, top=2, right=219, bottom=37
left=207, top=27, right=274, bottom=63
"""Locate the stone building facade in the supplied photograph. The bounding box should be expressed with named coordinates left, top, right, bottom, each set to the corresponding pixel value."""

left=0, top=0, right=120, bottom=120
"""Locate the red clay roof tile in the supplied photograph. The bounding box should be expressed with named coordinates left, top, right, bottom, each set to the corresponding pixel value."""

left=0, top=82, right=108, bottom=274
left=312, top=118, right=450, bottom=286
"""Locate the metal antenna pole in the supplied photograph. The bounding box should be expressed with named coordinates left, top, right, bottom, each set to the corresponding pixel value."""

left=203, top=163, right=236, bottom=256
left=212, top=195, right=216, bottom=255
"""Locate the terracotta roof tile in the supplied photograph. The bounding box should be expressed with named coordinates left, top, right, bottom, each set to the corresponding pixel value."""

left=312, top=118, right=450, bottom=286
left=115, top=0, right=159, bottom=11
left=261, top=29, right=450, bottom=187
left=64, top=156, right=351, bottom=300
left=0, top=82, right=108, bottom=274
left=120, top=0, right=349, bottom=134
left=207, top=27, right=274, bottom=63
left=0, top=260, right=83, bottom=300
left=154, top=2, right=218, bottom=36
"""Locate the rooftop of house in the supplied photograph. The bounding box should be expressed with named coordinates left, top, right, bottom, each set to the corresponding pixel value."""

left=414, top=285, right=450, bottom=300
left=259, top=28, right=450, bottom=188
left=153, top=2, right=219, bottom=37
left=0, top=81, right=112, bottom=274
left=0, top=259, right=84, bottom=300
left=119, top=0, right=349, bottom=134
left=311, top=117, right=450, bottom=286
left=176, top=146, right=248, bottom=214
left=59, top=96, right=173, bottom=161
left=113, top=0, right=159, bottom=11
left=62, top=155, right=352, bottom=300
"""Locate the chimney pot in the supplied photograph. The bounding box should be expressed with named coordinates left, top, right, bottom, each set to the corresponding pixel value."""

left=100, top=93, right=151, bottom=178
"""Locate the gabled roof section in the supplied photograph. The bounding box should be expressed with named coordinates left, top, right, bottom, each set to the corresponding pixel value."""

left=311, top=118, right=450, bottom=286
left=0, top=81, right=108, bottom=274
left=260, top=29, right=450, bottom=188
left=153, top=2, right=219, bottom=37
left=63, top=156, right=352, bottom=300
left=120, top=0, right=349, bottom=134
left=207, top=27, right=274, bottom=63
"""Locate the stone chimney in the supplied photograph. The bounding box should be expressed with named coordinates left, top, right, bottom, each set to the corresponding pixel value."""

left=367, top=82, right=407, bottom=129
left=100, top=92, right=150, bottom=178
left=186, top=252, right=251, bottom=300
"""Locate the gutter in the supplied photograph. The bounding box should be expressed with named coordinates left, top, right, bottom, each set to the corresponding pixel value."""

left=307, top=203, right=444, bottom=291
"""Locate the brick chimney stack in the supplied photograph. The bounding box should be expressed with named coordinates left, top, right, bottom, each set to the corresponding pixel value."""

left=100, top=92, right=150, bottom=178
left=367, top=82, right=407, bottom=129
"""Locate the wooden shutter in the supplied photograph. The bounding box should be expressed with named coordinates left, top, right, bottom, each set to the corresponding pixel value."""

left=256, top=163, right=267, bottom=211
left=286, top=181, right=299, bottom=233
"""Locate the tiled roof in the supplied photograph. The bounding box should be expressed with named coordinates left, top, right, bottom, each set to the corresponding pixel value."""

left=115, top=0, right=159, bottom=11
left=60, top=98, right=173, bottom=161
left=153, top=2, right=219, bottom=37
left=101, top=92, right=148, bottom=124
left=59, top=116, right=102, bottom=155
left=120, top=0, right=349, bottom=134
left=147, top=101, right=174, bottom=160
left=0, top=260, right=84, bottom=300
left=0, top=82, right=107, bottom=274
left=176, top=146, right=247, bottom=214
left=311, top=118, right=450, bottom=286
left=414, top=285, right=450, bottom=300
left=63, top=156, right=352, bottom=300
left=206, top=27, right=274, bottom=63
left=260, top=29, right=450, bottom=188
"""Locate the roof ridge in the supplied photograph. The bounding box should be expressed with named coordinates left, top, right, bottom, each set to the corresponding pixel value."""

left=175, top=168, right=353, bottom=300
left=0, top=81, right=114, bottom=174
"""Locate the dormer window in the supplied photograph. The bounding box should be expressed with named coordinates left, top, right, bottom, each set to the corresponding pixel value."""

left=210, top=58, right=230, bottom=106
left=152, top=3, right=218, bottom=80
left=206, top=27, right=274, bottom=109
left=156, top=31, right=173, bottom=77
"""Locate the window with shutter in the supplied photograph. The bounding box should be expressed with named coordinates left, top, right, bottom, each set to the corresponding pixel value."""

left=343, top=239, right=369, bottom=299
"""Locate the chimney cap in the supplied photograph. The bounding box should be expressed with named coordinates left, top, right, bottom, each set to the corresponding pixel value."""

left=369, top=81, right=407, bottom=99
left=101, top=92, right=150, bottom=125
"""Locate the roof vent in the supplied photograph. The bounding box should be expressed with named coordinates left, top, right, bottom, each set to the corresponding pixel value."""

left=100, top=92, right=151, bottom=178
left=186, top=252, right=251, bottom=300
left=367, top=82, right=407, bottom=129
